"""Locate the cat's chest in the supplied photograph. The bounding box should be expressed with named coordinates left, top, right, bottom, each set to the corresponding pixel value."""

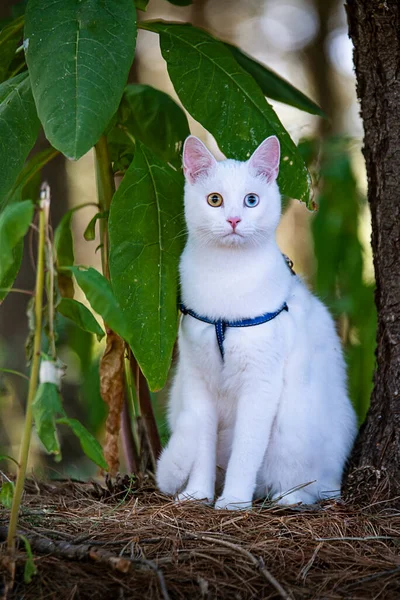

left=180, top=247, right=292, bottom=319
left=179, top=311, right=289, bottom=386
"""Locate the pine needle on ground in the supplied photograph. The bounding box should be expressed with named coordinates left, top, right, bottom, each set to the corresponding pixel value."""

left=0, top=476, right=399, bottom=599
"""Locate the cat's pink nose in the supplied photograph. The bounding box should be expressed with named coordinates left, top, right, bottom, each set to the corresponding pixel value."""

left=227, top=217, right=241, bottom=230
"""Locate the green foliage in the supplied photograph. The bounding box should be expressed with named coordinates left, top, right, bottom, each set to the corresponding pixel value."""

left=33, top=375, right=108, bottom=469
left=0, top=15, right=24, bottom=83
left=0, top=72, right=40, bottom=209
left=83, top=211, right=107, bottom=241
left=141, top=21, right=311, bottom=205
left=224, top=43, right=325, bottom=117
left=3, top=2, right=375, bottom=484
left=66, top=266, right=128, bottom=339
left=24, top=0, right=137, bottom=160
left=0, top=480, right=14, bottom=508
left=0, top=200, right=34, bottom=301
left=57, top=298, right=105, bottom=341
left=3, top=147, right=59, bottom=208
left=56, top=417, right=108, bottom=469
left=109, top=143, right=185, bottom=391
left=32, top=382, right=63, bottom=456
left=54, top=210, right=75, bottom=298
left=311, top=138, right=376, bottom=421
left=109, top=84, right=190, bottom=170
left=19, top=535, right=38, bottom=583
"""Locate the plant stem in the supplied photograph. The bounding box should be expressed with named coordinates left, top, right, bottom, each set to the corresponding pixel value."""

left=45, top=236, right=56, bottom=359
left=94, top=136, right=139, bottom=474
left=7, top=192, right=48, bottom=551
left=0, top=368, right=29, bottom=381
left=0, top=288, right=33, bottom=296
left=128, top=351, right=161, bottom=469
left=94, top=135, right=115, bottom=279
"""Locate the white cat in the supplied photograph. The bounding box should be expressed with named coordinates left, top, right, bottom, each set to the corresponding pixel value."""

left=156, top=135, right=357, bottom=509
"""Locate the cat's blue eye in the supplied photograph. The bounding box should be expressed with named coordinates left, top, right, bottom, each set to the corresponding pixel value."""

left=244, top=193, right=260, bottom=207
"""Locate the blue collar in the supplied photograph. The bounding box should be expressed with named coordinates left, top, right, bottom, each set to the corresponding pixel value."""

left=179, top=302, right=289, bottom=360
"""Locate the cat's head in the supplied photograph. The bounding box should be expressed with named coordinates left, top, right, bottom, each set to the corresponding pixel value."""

left=183, top=135, right=281, bottom=248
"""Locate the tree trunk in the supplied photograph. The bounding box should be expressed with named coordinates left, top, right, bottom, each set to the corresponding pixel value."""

left=344, top=0, right=400, bottom=503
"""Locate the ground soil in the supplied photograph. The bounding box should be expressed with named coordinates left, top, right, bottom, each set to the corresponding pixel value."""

left=0, top=476, right=399, bottom=599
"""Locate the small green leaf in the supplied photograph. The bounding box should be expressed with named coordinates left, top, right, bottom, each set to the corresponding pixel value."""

left=0, top=481, right=14, bottom=508
left=56, top=417, right=108, bottom=470
left=18, top=535, right=38, bottom=584
left=0, top=15, right=24, bottom=83
left=25, top=0, right=137, bottom=159
left=57, top=298, right=105, bottom=341
left=112, top=84, right=190, bottom=168
left=141, top=21, right=311, bottom=205
left=109, top=143, right=185, bottom=391
left=0, top=73, right=40, bottom=209
left=66, top=266, right=128, bottom=339
left=0, top=200, right=34, bottom=301
left=83, top=211, right=107, bottom=241
left=3, top=147, right=59, bottom=209
left=54, top=211, right=75, bottom=298
left=224, top=43, right=325, bottom=117
left=32, top=382, right=63, bottom=455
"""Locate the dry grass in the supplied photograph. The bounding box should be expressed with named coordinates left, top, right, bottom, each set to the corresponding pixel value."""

left=1, top=475, right=400, bottom=599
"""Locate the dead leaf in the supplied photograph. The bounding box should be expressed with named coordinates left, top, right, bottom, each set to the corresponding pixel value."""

left=100, top=330, right=125, bottom=475
left=57, top=272, right=74, bottom=299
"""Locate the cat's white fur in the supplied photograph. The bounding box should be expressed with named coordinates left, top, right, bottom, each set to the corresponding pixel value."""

left=157, top=135, right=357, bottom=509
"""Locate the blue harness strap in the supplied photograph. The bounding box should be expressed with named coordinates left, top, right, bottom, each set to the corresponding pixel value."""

left=179, top=302, right=289, bottom=359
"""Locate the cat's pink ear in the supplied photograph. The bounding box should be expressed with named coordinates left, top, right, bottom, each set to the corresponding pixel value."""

left=248, top=136, right=280, bottom=183
left=183, top=136, right=216, bottom=184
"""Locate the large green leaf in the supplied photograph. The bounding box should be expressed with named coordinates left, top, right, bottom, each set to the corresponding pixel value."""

left=140, top=22, right=310, bottom=205
left=3, top=147, right=59, bottom=209
left=66, top=266, right=128, bottom=339
left=0, top=73, right=40, bottom=207
left=24, top=0, right=137, bottom=160
left=56, top=417, right=108, bottom=469
left=224, top=43, right=325, bottom=118
left=32, top=382, right=64, bottom=455
left=0, top=200, right=34, bottom=301
left=109, top=143, right=185, bottom=391
left=112, top=84, right=190, bottom=168
left=54, top=210, right=75, bottom=298
left=57, top=298, right=105, bottom=341
left=0, top=15, right=24, bottom=83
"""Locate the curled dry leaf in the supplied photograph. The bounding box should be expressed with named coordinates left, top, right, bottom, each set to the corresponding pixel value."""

left=100, top=329, right=125, bottom=475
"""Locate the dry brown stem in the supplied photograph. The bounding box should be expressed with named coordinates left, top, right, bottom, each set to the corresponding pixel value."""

left=100, top=330, right=126, bottom=475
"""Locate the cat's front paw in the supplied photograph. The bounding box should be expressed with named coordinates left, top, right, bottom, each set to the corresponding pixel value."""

left=156, top=448, right=190, bottom=495
left=176, top=488, right=213, bottom=504
left=214, top=495, right=252, bottom=511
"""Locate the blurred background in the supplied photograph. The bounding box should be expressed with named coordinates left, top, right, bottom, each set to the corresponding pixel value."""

left=0, top=0, right=376, bottom=478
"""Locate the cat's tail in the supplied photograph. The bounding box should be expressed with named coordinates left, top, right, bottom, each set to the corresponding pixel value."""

left=156, top=414, right=197, bottom=495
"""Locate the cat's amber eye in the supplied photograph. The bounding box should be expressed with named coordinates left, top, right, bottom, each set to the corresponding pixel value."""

left=207, top=192, right=223, bottom=207
left=244, top=193, right=260, bottom=207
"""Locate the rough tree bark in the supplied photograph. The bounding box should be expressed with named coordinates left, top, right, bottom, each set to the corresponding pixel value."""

left=344, top=0, right=400, bottom=502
